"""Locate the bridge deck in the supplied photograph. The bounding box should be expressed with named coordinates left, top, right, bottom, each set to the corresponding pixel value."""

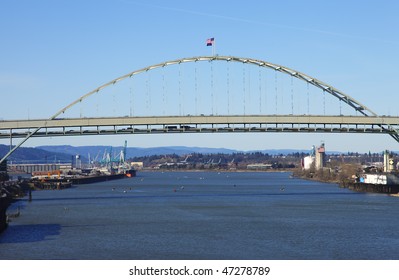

left=1, top=115, right=399, bottom=139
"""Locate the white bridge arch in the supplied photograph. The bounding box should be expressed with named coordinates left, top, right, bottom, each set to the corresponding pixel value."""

left=1, top=55, right=397, bottom=163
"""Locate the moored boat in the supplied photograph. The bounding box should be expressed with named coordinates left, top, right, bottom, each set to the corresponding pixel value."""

left=343, top=173, right=399, bottom=194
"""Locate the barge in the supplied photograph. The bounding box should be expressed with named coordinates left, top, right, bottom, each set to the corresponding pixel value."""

left=31, top=169, right=136, bottom=186
left=343, top=173, right=399, bottom=195
left=66, top=172, right=128, bottom=184
left=343, top=182, right=399, bottom=194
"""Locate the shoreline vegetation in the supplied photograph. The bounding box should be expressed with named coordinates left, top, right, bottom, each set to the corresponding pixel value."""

left=292, top=164, right=359, bottom=185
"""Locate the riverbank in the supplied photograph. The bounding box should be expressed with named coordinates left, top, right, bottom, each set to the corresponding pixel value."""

left=0, top=193, right=12, bottom=233
left=0, top=181, right=26, bottom=233
left=292, top=167, right=344, bottom=185
left=293, top=166, right=399, bottom=195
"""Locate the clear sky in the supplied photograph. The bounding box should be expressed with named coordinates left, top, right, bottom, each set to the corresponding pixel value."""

left=1, top=0, right=399, bottom=153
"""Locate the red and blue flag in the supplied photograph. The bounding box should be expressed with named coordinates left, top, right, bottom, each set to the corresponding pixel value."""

left=206, top=38, right=214, bottom=46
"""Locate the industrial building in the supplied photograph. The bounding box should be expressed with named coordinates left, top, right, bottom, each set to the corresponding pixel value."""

left=302, top=143, right=326, bottom=171
left=8, top=163, right=72, bottom=174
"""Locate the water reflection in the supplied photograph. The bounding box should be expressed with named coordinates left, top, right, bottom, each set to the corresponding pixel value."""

left=0, top=224, right=61, bottom=244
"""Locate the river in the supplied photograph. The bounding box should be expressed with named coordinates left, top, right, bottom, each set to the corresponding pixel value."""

left=0, top=171, right=398, bottom=260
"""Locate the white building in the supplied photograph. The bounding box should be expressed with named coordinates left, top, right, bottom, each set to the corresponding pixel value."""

left=302, top=156, right=314, bottom=170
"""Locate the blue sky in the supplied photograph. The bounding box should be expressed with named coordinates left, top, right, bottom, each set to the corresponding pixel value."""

left=1, top=0, right=399, bottom=152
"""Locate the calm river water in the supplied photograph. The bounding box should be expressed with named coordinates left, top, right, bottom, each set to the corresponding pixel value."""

left=1, top=171, right=398, bottom=260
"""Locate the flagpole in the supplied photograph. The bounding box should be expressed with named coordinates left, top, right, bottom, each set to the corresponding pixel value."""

left=206, top=38, right=215, bottom=56
left=213, top=38, right=215, bottom=56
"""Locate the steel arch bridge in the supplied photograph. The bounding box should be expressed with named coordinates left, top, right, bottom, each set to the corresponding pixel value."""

left=1, top=55, right=398, bottom=163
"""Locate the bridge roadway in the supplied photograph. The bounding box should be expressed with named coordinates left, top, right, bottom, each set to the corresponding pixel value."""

left=1, top=115, right=399, bottom=139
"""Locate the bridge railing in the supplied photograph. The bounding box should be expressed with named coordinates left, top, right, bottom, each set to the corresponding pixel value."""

left=1, top=115, right=399, bottom=139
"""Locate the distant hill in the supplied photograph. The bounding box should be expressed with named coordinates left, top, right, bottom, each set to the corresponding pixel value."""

left=37, top=145, right=324, bottom=158
left=0, top=144, right=345, bottom=164
left=0, top=144, right=73, bottom=163
left=37, top=145, right=239, bottom=159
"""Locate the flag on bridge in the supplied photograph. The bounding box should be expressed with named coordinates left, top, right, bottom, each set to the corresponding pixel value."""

left=206, top=37, right=214, bottom=46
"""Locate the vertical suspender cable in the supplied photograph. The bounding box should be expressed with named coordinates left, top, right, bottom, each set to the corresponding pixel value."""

left=247, top=64, right=251, bottom=113
left=148, top=72, right=152, bottom=114
left=214, top=63, right=218, bottom=115
left=275, top=71, right=278, bottom=115
left=178, top=63, right=182, bottom=116
left=259, top=67, right=262, bottom=114
left=164, top=67, right=169, bottom=115
left=210, top=61, right=214, bottom=115
left=307, top=82, right=310, bottom=115
left=339, top=99, right=342, bottom=116
left=197, top=63, right=201, bottom=115
left=80, top=99, right=83, bottom=118
left=145, top=73, right=149, bottom=114
left=243, top=65, right=246, bottom=115
left=129, top=74, right=134, bottom=117
left=264, top=68, right=267, bottom=114
left=291, top=75, right=294, bottom=115
left=112, top=81, right=117, bottom=116
left=227, top=61, right=230, bottom=115
left=162, top=66, right=166, bottom=116
left=181, top=63, right=184, bottom=116
left=195, top=64, right=198, bottom=115
left=129, top=87, right=133, bottom=117
left=96, top=89, right=100, bottom=117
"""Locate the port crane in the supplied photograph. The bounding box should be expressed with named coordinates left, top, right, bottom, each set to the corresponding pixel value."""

left=94, top=141, right=129, bottom=172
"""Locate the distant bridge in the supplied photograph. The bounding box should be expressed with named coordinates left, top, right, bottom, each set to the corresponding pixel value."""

left=1, top=55, right=398, bottom=163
